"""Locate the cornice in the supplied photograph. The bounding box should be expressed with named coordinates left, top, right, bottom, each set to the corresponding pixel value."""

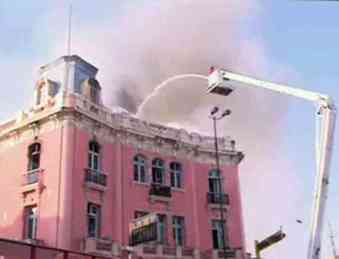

left=0, top=93, right=244, bottom=165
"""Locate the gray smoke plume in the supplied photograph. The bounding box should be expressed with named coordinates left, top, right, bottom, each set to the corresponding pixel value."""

left=43, top=1, right=307, bottom=258
left=114, top=77, right=142, bottom=113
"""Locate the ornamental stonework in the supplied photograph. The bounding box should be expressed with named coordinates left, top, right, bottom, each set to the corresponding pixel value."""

left=0, top=92, right=243, bottom=165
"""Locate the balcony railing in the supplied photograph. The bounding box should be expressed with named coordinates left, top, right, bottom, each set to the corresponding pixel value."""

left=207, top=192, right=230, bottom=205
left=149, top=183, right=172, bottom=198
left=85, top=169, right=107, bottom=186
left=23, top=169, right=42, bottom=185
left=142, top=245, right=196, bottom=258
left=218, top=249, right=236, bottom=258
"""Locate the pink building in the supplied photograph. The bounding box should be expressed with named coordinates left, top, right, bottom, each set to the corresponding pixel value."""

left=0, top=56, right=246, bottom=259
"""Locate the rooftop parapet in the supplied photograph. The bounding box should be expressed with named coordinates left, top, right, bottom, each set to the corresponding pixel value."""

left=68, top=92, right=236, bottom=152
left=0, top=91, right=238, bottom=155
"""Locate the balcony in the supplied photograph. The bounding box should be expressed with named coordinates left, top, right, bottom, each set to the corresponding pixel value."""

left=218, top=248, right=245, bottom=259
left=149, top=183, right=172, bottom=203
left=218, top=249, right=236, bottom=258
left=207, top=192, right=230, bottom=209
left=23, top=169, right=42, bottom=185
left=141, top=245, right=196, bottom=258
left=22, top=169, right=44, bottom=194
left=202, top=248, right=241, bottom=259
left=85, top=169, right=107, bottom=187
left=83, top=237, right=113, bottom=255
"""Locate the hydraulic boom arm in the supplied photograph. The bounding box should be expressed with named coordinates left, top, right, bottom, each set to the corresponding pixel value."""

left=207, top=68, right=336, bottom=259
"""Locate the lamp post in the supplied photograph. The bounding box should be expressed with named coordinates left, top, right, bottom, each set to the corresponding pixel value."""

left=209, top=107, right=232, bottom=259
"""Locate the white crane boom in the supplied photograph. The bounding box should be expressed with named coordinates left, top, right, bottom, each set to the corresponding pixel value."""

left=207, top=68, right=336, bottom=259
left=328, top=222, right=337, bottom=257
left=207, top=69, right=332, bottom=106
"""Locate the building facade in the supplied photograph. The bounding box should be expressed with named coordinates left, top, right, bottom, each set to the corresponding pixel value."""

left=0, top=56, right=246, bottom=259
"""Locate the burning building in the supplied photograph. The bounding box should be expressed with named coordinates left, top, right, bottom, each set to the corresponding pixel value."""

left=0, top=55, right=247, bottom=259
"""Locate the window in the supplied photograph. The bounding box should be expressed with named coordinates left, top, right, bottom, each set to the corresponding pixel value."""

left=89, top=79, right=101, bottom=104
left=87, top=203, right=101, bottom=238
left=134, top=211, right=148, bottom=219
left=24, top=206, right=37, bottom=239
left=211, top=220, right=227, bottom=249
left=170, top=162, right=182, bottom=188
left=90, top=86, right=99, bottom=104
left=28, top=143, right=41, bottom=171
left=82, top=78, right=101, bottom=104
left=157, top=214, right=167, bottom=244
left=209, top=169, right=222, bottom=194
left=152, top=159, right=165, bottom=184
left=88, top=141, right=100, bottom=171
left=40, top=84, right=49, bottom=105
left=35, top=83, right=44, bottom=106
left=134, top=155, right=147, bottom=183
left=36, top=88, right=41, bottom=105
left=172, top=216, right=185, bottom=246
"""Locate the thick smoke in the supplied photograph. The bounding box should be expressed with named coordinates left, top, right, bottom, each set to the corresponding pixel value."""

left=43, top=1, right=307, bottom=258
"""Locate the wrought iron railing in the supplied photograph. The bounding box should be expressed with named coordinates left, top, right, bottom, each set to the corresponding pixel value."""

left=218, top=248, right=236, bottom=258
left=207, top=192, right=230, bottom=205
left=23, top=169, right=41, bottom=185
left=85, top=169, right=107, bottom=186
left=149, top=183, right=172, bottom=197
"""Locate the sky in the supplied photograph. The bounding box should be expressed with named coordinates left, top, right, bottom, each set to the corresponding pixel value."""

left=0, top=1, right=339, bottom=259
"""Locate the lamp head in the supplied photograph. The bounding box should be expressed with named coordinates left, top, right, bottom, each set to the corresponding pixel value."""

left=221, top=109, right=231, bottom=117
left=210, top=106, right=219, bottom=116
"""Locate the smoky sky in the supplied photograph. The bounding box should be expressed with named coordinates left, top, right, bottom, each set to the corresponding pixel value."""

left=40, top=1, right=307, bottom=257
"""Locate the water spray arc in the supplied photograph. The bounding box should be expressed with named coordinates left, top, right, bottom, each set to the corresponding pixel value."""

left=136, top=74, right=207, bottom=117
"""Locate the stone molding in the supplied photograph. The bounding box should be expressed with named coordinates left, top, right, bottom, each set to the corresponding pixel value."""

left=0, top=93, right=244, bottom=165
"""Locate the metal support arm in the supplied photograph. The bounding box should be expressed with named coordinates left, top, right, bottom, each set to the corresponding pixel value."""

left=209, top=69, right=333, bottom=107
left=207, top=68, right=336, bottom=259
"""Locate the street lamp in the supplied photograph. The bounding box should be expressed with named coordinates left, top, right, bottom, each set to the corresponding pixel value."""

left=209, top=106, right=232, bottom=259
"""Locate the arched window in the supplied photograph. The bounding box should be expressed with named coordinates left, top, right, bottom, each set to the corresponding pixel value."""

left=152, top=158, right=165, bottom=184
left=28, top=143, right=41, bottom=171
left=90, top=86, right=99, bottom=104
left=212, top=219, right=227, bottom=249
left=170, top=162, right=182, bottom=188
left=87, top=203, right=101, bottom=238
left=35, top=79, right=58, bottom=106
left=134, top=155, right=147, bottom=183
left=88, top=141, right=100, bottom=171
left=82, top=78, right=101, bottom=104
left=24, top=206, right=38, bottom=239
left=208, top=169, right=221, bottom=193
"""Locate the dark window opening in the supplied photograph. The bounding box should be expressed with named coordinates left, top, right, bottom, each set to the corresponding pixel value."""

left=88, top=141, right=100, bottom=171
left=209, top=169, right=222, bottom=194
left=152, top=159, right=165, bottom=184
left=28, top=143, right=41, bottom=171
left=24, top=206, right=37, bottom=240
left=173, top=216, right=185, bottom=246
left=157, top=214, right=167, bottom=244
left=134, top=155, right=147, bottom=183
left=87, top=203, right=101, bottom=238
left=212, top=220, right=226, bottom=249
left=170, top=162, right=182, bottom=188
